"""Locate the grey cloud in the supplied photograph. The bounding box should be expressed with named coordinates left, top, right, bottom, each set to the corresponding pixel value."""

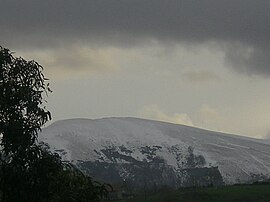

left=17, top=46, right=118, bottom=75
left=224, top=44, right=270, bottom=76
left=1, top=0, right=270, bottom=75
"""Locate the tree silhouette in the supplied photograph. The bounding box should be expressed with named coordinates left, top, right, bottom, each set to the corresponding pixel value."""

left=0, top=45, right=53, bottom=201
left=0, top=46, right=109, bottom=201
left=0, top=46, right=51, bottom=154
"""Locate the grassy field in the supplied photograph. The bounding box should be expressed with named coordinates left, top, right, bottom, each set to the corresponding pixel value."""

left=120, top=184, right=270, bottom=202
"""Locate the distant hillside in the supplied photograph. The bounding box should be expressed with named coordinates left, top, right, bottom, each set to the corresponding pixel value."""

left=40, top=117, right=270, bottom=188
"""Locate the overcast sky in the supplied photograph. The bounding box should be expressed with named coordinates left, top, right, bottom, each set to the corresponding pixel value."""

left=1, top=0, right=270, bottom=138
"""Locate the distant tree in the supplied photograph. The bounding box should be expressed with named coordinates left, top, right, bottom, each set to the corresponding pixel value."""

left=0, top=46, right=109, bottom=201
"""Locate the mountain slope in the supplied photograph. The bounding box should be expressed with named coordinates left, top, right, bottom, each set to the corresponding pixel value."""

left=40, top=117, right=270, bottom=188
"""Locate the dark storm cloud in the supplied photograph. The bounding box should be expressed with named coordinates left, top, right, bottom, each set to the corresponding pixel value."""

left=1, top=0, right=270, bottom=75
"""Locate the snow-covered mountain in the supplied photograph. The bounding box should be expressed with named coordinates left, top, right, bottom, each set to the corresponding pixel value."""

left=40, top=117, right=270, bottom=188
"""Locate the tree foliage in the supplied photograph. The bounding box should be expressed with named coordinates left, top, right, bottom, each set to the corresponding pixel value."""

left=0, top=46, right=51, bottom=156
left=0, top=46, right=109, bottom=201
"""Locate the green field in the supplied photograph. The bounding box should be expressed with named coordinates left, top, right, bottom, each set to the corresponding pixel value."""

left=121, top=184, right=270, bottom=202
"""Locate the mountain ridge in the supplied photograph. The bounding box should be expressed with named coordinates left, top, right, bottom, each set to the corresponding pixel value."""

left=40, top=117, right=270, bottom=188
left=45, top=117, right=264, bottom=142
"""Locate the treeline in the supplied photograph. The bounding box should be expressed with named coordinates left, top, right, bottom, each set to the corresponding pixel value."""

left=0, top=46, right=110, bottom=202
